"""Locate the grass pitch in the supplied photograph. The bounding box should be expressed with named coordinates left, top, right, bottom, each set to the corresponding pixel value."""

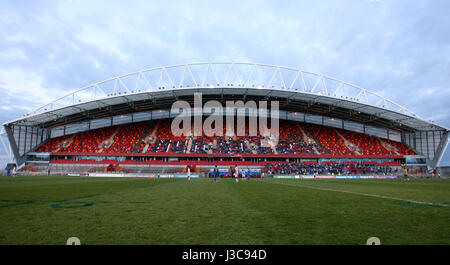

left=0, top=176, right=449, bottom=245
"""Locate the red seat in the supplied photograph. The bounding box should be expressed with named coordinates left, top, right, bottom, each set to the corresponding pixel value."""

left=38, top=118, right=416, bottom=157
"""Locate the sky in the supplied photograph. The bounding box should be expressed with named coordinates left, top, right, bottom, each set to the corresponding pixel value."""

left=0, top=0, right=449, bottom=167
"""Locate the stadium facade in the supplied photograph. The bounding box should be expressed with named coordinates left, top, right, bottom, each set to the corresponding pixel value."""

left=1, top=62, right=449, bottom=173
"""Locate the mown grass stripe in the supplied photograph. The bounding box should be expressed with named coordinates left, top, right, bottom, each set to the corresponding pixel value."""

left=260, top=179, right=448, bottom=207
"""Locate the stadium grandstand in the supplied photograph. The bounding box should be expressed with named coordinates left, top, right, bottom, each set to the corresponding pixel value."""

left=1, top=62, right=449, bottom=177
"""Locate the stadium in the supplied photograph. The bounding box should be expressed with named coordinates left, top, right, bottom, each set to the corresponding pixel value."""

left=2, top=62, right=448, bottom=176
left=1, top=62, right=449, bottom=245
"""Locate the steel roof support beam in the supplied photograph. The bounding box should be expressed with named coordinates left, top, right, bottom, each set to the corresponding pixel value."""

left=3, top=125, right=25, bottom=165
left=431, top=131, right=449, bottom=169
left=0, top=129, right=13, bottom=161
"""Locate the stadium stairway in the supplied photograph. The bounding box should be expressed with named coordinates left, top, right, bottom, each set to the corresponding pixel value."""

left=54, top=135, right=75, bottom=152
left=98, top=126, right=121, bottom=153
left=334, top=128, right=361, bottom=155
left=186, top=138, right=193, bottom=154
left=143, top=120, right=161, bottom=153
left=384, top=138, right=416, bottom=155
left=245, top=140, right=257, bottom=154
left=211, top=139, right=217, bottom=154
left=379, top=138, right=400, bottom=155
left=132, top=120, right=154, bottom=153
left=308, top=124, right=353, bottom=155
left=185, top=123, right=197, bottom=154
left=303, top=123, right=329, bottom=154
left=297, top=123, right=320, bottom=155
left=268, top=137, right=278, bottom=154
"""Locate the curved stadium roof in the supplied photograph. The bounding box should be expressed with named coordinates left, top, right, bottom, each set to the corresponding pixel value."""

left=4, top=62, right=447, bottom=132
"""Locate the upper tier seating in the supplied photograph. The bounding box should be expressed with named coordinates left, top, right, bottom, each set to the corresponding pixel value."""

left=309, top=124, right=355, bottom=155
left=338, top=129, right=395, bottom=155
left=37, top=118, right=416, bottom=157
left=37, top=134, right=72, bottom=152
left=103, top=121, right=147, bottom=154
left=383, top=138, right=416, bottom=155
left=276, top=120, right=325, bottom=155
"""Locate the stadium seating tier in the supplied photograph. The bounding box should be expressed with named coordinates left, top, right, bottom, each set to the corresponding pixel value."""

left=37, top=118, right=416, bottom=157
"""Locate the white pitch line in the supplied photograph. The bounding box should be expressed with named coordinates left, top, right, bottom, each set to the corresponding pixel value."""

left=259, top=179, right=447, bottom=207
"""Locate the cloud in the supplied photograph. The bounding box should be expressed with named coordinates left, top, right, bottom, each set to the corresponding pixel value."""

left=0, top=68, right=62, bottom=105
left=75, top=24, right=132, bottom=63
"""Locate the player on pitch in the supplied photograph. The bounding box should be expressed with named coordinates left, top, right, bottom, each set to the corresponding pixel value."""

left=187, top=166, right=191, bottom=183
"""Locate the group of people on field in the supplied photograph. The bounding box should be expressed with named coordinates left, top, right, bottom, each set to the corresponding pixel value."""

left=187, top=165, right=253, bottom=183
left=211, top=165, right=247, bottom=183
left=5, top=166, right=17, bottom=177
